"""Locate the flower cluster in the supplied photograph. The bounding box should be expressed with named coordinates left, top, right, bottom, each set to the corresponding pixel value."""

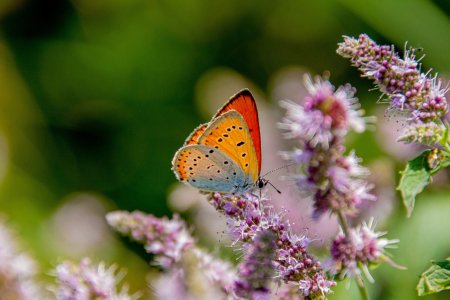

left=151, top=248, right=237, bottom=299
left=397, top=122, right=445, bottom=146
left=279, top=74, right=401, bottom=295
left=106, top=211, right=194, bottom=269
left=280, top=76, right=375, bottom=217
left=107, top=211, right=237, bottom=298
left=0, top=217, right=42, bottom=300
left=51, top=258, right=138, bottom=300
left=209, top=192, right=335, bottom=298
left=233, top=229, right=277, bottom=299
left=279, top=76, right=366, bottom=149
left=337, top=34, right=449, bottom=148
left=330, top=219, right=399, bottom=281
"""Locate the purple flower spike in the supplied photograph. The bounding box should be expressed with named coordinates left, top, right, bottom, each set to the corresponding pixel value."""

left=337, top=34, right=449, bottom=149
left=106, top=211, right=194, bottom=269
left=107, top=211, right=237, bottom=298
left=337, top=34, right=448, bottom=122
left=330, top=219, right=400, bottom=282
left=208, top=193, right=335, bottom=298
left=234, top=229, right=277, bottom=299
left=0, top=217, right=42, bottom=300
left=397, top=122, right=444, bottom=146
left=279, top=75, right=366, bottom=149
left=280, top=76, right=375, bottom=218
left=52, top=258, right=139, bottom=300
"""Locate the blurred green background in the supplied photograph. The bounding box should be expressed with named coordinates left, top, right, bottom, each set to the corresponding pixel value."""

left=0, top=0, right=449, bottom=299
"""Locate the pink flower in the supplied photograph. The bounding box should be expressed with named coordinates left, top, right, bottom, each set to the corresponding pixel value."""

left=233, top=230, right=277, bottom=299
left=279, top=76, right=375, bottom=218
left=106, top=211, right=194, bottom=269
left=0, top=216, right=42, bottom=300
left=208, top=192, right=335, bottom=298
left=279, top=76, right=366, bottom=149
left=52, top=258, right=138, bottom=300
left=330, top=219, right=400, bottom=281
left=337, top=34, right=448, bottom=121
left=337, top=34, right=449, bottom=148
left=107, top=211, right=237, bottom=298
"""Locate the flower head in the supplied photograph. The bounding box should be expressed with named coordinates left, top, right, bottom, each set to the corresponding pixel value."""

left=52, top=258, right=139, bottom=300
left=106, top=211, right=194, bottom=269
left=280, top=78, right=375, bottom=218
left=337, top=34, right=448, bottom=121
left=233, top=229, right=277, bottom=299
left=279, top=75, right=366, bottom=149
left=397, top=121, right=445, bottom=146
left=330, top=219, right=399, bottom=281
left=0, top=216, right=42, bottom=300
left=208, top=192, right=335, bottom=298
left=108, top=211, right=237, bottom=298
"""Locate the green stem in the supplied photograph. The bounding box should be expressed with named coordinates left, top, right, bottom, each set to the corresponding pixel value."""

left=441, top=122, right=450, bottom=153
left=336, top=210, right=370, bottom=300
left=355, top=274, right=370, bottom=300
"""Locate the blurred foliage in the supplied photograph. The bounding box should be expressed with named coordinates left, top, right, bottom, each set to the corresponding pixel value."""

left=0, top=0, right=449, bottom=299
left=417, top=256, right=450, bottom=296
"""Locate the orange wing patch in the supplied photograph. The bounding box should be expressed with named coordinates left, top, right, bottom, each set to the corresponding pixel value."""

left=214, top=89, right=261, bottom=174
left=184, top=123, right=208, bottom=145
left=198, top=110, right=259, bottom=183
left=172, top=148, right=192, bottom=181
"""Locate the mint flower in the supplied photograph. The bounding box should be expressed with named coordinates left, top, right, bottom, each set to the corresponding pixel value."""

left=152, top=249, right=237, bottom=299
left=106, top=211, right=194, bottom=269
left=280, top=76, right=375, bottom=218
left=107, top=211, right=237, bottom=297
left=330, top=219, right=400, bottom=282
left=397, top=122, right=445, bottom=146
left=209, top=192, right=335, bottom=298
left=279, top=76, right=366, bottom=149
left=52, top=258, right=138, bottom=300
left=233, top=229, right=277, bottom=299
left=337, top=34, right=448, bottom=122
left=0, top=216, right=42, bottom=300
left=337, top=34, right=449, bottom=151
left=152, top=270, right=191, bottom=300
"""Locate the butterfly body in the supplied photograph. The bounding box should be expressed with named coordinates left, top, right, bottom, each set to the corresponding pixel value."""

left=172, top=89, right=261, bottom=195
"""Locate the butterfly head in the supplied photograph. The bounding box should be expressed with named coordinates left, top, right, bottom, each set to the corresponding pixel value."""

left=256, top=177, right=282, bottom=194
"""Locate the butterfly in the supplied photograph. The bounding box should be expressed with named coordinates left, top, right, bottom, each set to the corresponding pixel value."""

left=172, top=89, right=263, bottom=195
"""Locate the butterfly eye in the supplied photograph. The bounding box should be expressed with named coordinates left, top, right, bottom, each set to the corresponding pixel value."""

left=258, top=180, right=265, bottom=189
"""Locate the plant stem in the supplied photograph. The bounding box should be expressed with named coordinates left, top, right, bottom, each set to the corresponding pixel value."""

left=336, top=210, right=370, bottom=300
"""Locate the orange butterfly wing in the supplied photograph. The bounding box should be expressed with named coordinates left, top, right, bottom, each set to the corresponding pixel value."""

left=184, top=123, right=208, bottom=145
left=213, top=89, right=262, bottom=174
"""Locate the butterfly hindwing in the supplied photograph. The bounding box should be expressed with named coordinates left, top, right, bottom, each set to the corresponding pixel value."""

left=172, top=144, right=249, bottom=193
left=214, top=89, right=261, bottom=173
left=197, top=110, right=259, bottom=184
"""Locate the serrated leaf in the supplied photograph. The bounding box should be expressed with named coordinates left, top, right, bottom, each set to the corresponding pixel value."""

left=397, top=151, right=431, bottom=217
left=417, top=257, right=450, bottom=296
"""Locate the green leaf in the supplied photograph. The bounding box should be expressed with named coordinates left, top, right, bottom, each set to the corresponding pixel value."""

left=417, top=257, right=450, bottom=296
left=397, top=151, right=431, bottom=217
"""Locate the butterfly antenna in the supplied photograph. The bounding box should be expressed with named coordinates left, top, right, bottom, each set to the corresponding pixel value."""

left=261, top=163, right=296, bottom=178
left=257, top=178, right=282, bottom=194
left=258, top=163, right=295, bottom=195
left=268, top=181, right=282, bottom=194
